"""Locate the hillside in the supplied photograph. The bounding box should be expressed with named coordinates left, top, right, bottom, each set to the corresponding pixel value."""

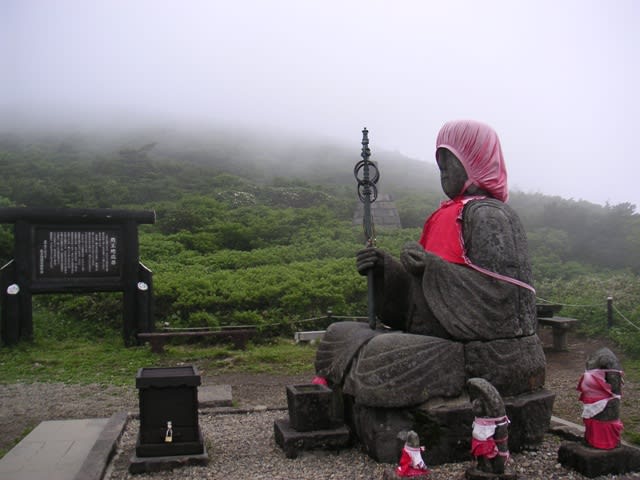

left=1, top=126, right=640, bottom=356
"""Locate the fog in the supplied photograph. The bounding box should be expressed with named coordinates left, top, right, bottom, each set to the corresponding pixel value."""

left=2, top=0, right=639, bottom=208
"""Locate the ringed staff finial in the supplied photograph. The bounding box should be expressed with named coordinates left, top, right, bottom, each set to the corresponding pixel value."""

left=354, top=127, right=380, bottom=329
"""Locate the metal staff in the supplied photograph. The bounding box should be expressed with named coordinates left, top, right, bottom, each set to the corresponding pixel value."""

left=354, top=127, right=379, bottom=329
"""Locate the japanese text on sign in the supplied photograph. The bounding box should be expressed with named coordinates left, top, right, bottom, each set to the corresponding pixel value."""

left=36, top=229, right=121, bottom=278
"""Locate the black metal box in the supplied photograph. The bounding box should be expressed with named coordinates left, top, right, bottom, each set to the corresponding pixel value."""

left=135, top=366, right=204, bottom=457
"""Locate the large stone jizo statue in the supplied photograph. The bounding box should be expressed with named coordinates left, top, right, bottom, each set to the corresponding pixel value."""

left=315, top=120, right=554, bottom=464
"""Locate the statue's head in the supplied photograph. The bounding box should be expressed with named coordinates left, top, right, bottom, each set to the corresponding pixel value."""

left=406, top=430, right=420, bottom=448
left=435, top=120, right=509, bottom=202
left=586, top=347, right=621, bottom=371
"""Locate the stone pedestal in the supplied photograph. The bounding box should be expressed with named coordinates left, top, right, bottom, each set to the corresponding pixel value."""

left=286, top=384, right=332, bottom=431
left=464, top=467, right=518, bottom=479
left=558, top=441, right=640, bottom=478
left=129, top=449, right=209, bottom=474
left=273, top=418, right=350, bottom=459
left=275, top=383, right=350, bottom=458
left=382, top=467, right=430, bottom=479
left=351, top=389, right=555, bottom=465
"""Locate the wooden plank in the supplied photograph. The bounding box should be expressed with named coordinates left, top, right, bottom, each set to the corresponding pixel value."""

left=138, top=328, right=257, bottom=353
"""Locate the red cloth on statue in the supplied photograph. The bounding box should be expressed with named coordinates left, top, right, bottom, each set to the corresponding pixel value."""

left=396, top=446, right=430, bottom=477
left=577, top=369, right=619, bottom=404
left=435, top=120, right=509, bottom=202
left=471, top=437, right=498, bottom=459
left=418, top=195, right=536, bottom=293
left=419, top=196, right=480, bottom=264
left=577, top=369, right=624, bottom=449
left=583, top=418, right=623, bottom=450
left=311, top=376, right=328, bottom=386
left=471, top=416, right=510, bottom=461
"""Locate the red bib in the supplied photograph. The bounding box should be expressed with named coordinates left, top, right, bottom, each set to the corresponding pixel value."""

left=417, top=196, right=536, bottom=293
left=419, top=197, right=477, bottom=264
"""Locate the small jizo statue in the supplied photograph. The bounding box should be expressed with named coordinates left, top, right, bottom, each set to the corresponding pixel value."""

left=577, top=347, right=624, bottom=449
left=468, top=378, right=510, bottom=474
left=396, top=430, right=430, bottom=477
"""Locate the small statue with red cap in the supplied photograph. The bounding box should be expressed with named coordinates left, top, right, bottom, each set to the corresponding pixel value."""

left=467, top=378, right=513, bottom=478
left=383, top=430, right=430, bottom=479
left=396, top=431, right=430, bottom=478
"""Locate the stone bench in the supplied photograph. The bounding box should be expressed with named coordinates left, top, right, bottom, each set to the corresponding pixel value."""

left=537, top=316, right=578, bottom=352
left=294, top=330, right=326, bottom=343
left=138, top=328, right=256, bottom=353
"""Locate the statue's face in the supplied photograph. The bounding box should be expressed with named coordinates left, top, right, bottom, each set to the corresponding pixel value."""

left=437, top=148, right=468, bottom=199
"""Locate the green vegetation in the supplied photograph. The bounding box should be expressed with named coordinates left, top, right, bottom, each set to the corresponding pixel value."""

left=1, top=127, right=640, bottom=363
left=0, top=305, right=317, bottom=386
left=2, top=127, right=640, bottom=446
left=0, top=337, right=317, bottom=385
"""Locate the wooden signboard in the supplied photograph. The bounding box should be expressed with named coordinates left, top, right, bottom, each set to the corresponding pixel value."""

left=0, top=208, right=155, bottom=346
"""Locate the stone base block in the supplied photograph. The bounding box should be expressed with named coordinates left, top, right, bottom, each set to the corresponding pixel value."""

left=198, top=384, right=233, bottom=408
left=465, top=467, right=518, bottom=479
left=351, top=389, right=555, bottom=465
left=558, top=441, right=640, bottom=478
left=129, top=446, right=209, bottom=474
left=286, top=383, right=333, bottom=431
left=273, top=418, right=351, bottom=459
left=382, top=467, right=430, bottom=479
left=505, top=389, right=555, bottom=449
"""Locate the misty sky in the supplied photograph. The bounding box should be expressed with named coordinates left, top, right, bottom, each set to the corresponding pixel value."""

left=2, top=0, right=639, bottom=208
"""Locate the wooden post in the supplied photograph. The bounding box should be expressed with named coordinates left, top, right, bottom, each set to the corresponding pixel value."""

left=137, top=263, right=154, bottom=336
left=1, top=261, right=20, bottom=345
left=122, top=220, right=139, bottom=346
left=14, top=220, right=33, bottom=341
left=607, top=296, right=613, bottom=329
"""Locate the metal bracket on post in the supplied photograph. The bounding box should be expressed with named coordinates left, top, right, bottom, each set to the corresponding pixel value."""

left=1, top=260, right=20, bottom=345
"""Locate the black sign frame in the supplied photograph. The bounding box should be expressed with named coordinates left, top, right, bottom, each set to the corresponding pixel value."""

left=0, top=208, right=156, bottom=346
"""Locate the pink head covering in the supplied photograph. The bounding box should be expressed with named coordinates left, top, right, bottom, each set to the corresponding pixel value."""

left=435, top=120, right=509, bottom=202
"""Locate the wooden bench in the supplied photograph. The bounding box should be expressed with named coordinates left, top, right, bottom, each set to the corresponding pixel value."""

left=537, top=316, right=578, bottom=352
left=138, top=328, right=256, bottom=353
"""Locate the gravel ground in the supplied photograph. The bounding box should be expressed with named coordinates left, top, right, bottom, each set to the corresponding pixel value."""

left=106, top=410, right=612, bottom=480
left=2, top=329, right=640, bottom=479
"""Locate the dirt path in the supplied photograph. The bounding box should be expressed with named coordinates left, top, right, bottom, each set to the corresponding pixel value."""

left=1, top=328, right=638, bottom=457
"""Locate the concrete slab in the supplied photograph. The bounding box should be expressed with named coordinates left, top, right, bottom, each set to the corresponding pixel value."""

left=198, top=384, right=233, bottom=408
left=75, top=412, right=128, bottom=480
left=0, top=412, right=127, bottom=480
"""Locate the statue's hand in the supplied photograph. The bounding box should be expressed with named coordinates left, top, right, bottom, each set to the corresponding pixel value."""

left=401, top=241, right=426, bottom=275
left=356, top=247, right=383, bottom=275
